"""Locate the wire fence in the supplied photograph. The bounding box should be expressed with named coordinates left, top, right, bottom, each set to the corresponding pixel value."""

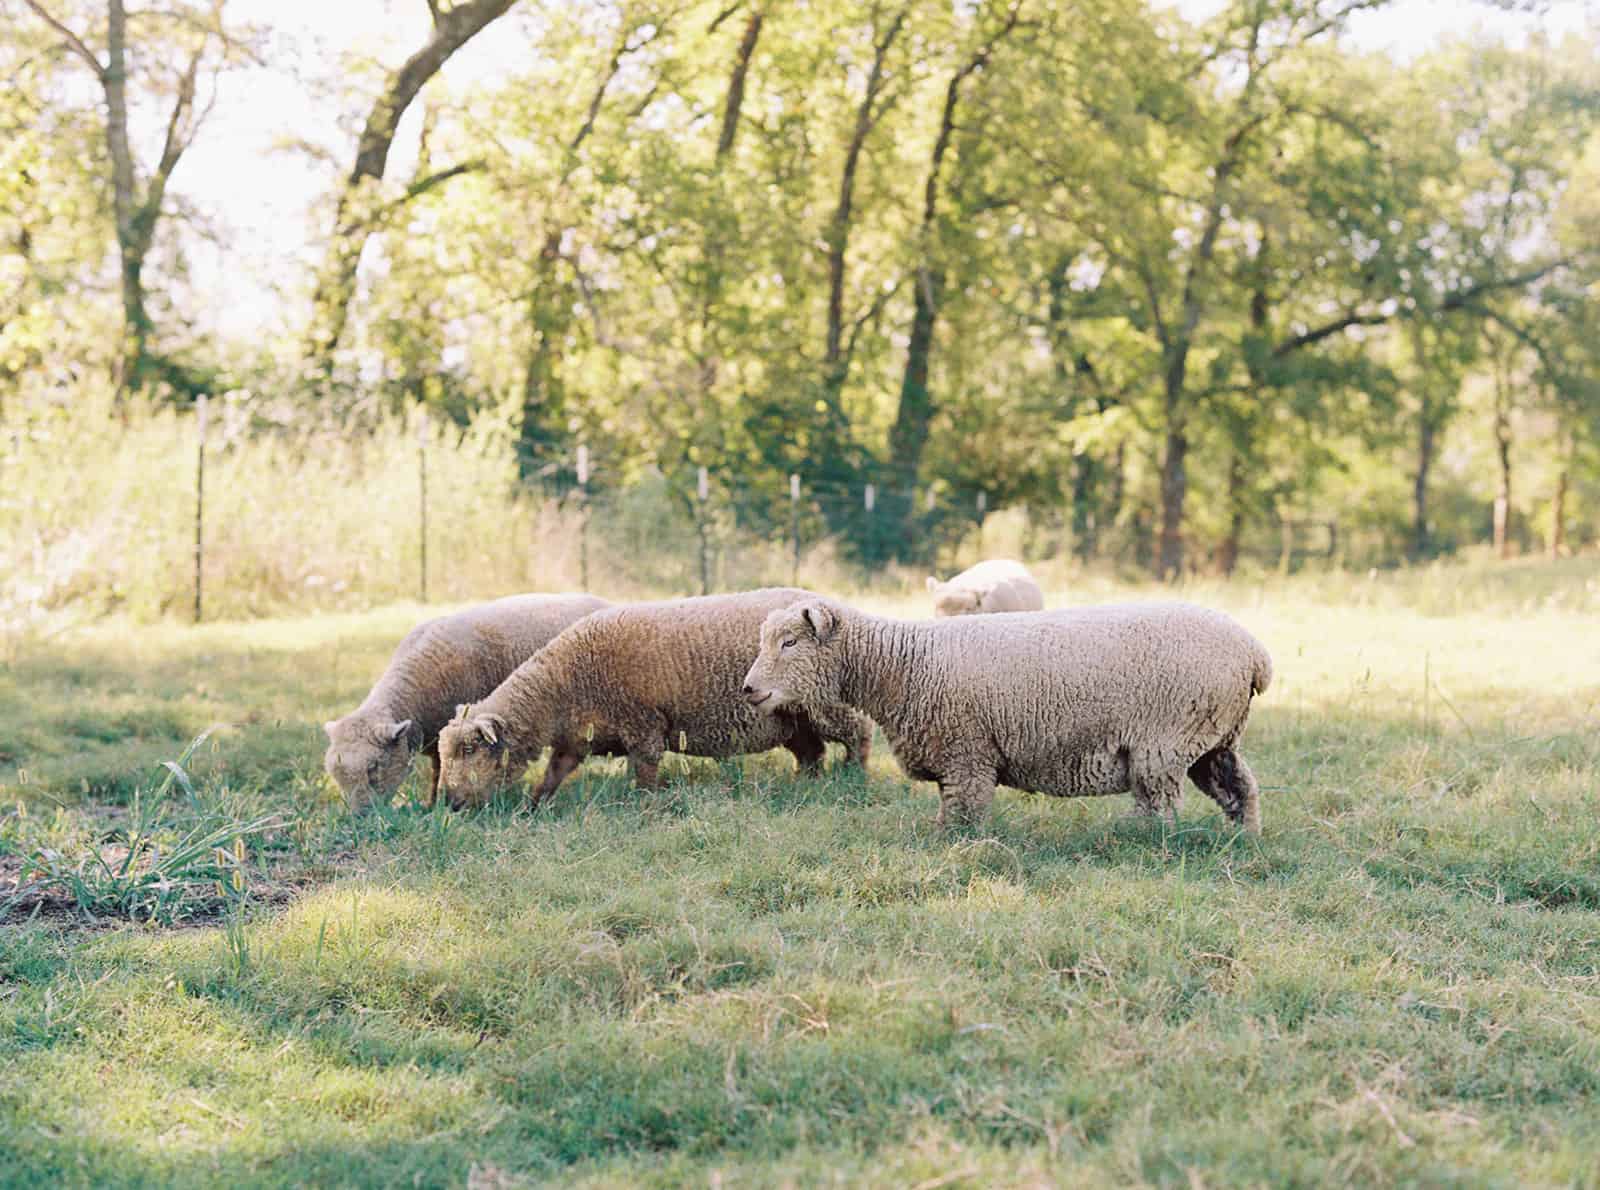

left=12, top=392, right=1557, bottom=628
left=162, top=408, right=1023, bottom=623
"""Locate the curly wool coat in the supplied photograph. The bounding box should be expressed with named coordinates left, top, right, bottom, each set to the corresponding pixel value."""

left=324, top=593, right=610, bottom=809
left=437, top=588, right=872, bottom=809
left=926, top=558, right=1045, bottom=617
left=744, top=598, right=1272, bottom=831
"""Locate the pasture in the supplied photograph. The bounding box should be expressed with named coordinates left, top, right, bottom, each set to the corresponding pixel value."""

left=3, top=560, right=1599, bottom=1187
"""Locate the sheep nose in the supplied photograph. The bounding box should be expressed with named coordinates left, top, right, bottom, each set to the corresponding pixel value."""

left=742, top=683, right=754, bottom=695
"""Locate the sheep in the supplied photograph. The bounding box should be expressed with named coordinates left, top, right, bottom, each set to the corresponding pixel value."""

left=436, top=588, right=873, bottom=810
left=743, top=598, right=1272, bottom=832
left=323, top=593, right=610, bottom=810
left=926, top=558, right=1044, bottom=617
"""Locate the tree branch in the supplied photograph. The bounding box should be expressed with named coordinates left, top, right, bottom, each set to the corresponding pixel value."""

left=349, top=0, right=518, bottom=184
left=20, top=0, right=104, bottom=78
left=716, top=7, right=763, bottom=159
left=1273, top=259, right=1579, bottom=358
left=342, top=158, right=484, bottom=235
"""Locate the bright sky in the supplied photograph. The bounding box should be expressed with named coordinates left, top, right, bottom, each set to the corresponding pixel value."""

left=161, top=0, right=1595, bottom=340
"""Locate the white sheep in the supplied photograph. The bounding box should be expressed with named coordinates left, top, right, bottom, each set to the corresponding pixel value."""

left=926, top=558, right=1044, bottom=616
left=436, top=588, right=872, bottom=809
left=743, top=598, right=1272, bottom=831
left=323, top=593, right=610, bottom=809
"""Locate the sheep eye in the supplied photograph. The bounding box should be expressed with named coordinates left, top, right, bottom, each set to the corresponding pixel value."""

left=780, top=637, right=797, bottom=650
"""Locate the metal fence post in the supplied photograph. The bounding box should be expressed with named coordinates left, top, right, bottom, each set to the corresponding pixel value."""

left=194, top=394, right=206, bottom=624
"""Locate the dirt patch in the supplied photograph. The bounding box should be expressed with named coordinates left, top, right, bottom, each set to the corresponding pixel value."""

left=1, top=850, right=322, bottom=932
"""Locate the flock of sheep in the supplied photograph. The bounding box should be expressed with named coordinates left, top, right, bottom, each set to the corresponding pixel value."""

left=323, top=559, right=1273, bottom=833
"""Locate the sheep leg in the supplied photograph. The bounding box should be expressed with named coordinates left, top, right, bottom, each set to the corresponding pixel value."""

left=804, top=704, right=871, bottom=767
left=783, top=716, right=827, bottom=776
left=422, top=741, right=441, bottom=808
left=1187, top=746, right=1262, bottom=835
left=629, top=757, right=663, bottom=789
left=841, top=713, right=872, bottom=768
left=1129, top=764, right=1182, bottom=825
left=935, top=768, right=997, bottom=828
left=530, top=748, right=583, bottom=808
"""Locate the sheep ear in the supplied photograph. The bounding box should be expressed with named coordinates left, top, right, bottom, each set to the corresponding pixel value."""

left=479, top=714, right=506, bottom=746
left=802, top=603, right=837, bottom=644
left=387, top=719, right=414, bottom=744
left=323, top=720, right=339, bottom=740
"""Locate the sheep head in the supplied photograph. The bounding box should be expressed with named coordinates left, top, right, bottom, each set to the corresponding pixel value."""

left=436, top=711, right=513, bottom=809
left=324, top=713, right=421, bottom=811
left=744, top=600, right=843, bottom=714
left=928, top=580, right=982, bottom=617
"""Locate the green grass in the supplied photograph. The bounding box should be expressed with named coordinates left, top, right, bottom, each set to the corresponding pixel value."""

left=3, top=562, right=1600, bottom=1186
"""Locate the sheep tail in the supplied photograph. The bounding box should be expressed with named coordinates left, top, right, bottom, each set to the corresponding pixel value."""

left=1250, top=642, right=1274, bottom=696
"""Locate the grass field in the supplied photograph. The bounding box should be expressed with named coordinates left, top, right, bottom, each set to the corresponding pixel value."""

left=3, top=560, right=1599, bottom=1187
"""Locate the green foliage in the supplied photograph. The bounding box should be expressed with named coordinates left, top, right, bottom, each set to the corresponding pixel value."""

left=3, top=0, right=1598, bottom=578
left=2, top=734, right=278, bottom=925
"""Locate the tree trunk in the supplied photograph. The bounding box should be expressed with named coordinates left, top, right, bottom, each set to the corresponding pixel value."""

left=1157, top=420, right=1188, bottom=580
left=511, top=27, right=637, bottom=483
left=884, top=14, right=1019, bottom=561
left=1550, top=429, right=1569, bottom=558
left=1412, top=409, right=1434, bottom=562
left=885, top=265, right=941, bottom=511
left=101, top=0, right=151, bottom=396
left=716, top=8, right=762, bottom=159
left=821, top=7, right=904, bottom=411
left=1071, top=453, right=1100, bottom=561
left=1492, top=361, right=1513, bottom=560
left=1408, top=322, right=1436, bottom=563
left=516, top=232, right=566, bottom=485
left=1277, top=505, right=1293, bottom=575
left=1218, top=452, right=1244, bottom=577
left=1107, top=442, right=1125, bottom=544
left=306, top=0, right=519, bottom=366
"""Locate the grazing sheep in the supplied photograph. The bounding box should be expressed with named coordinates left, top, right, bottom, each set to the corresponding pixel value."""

left=926, top=558, right=1044, bottom=617
left=437, top=588, right=873, bottom=810
left=323, top=593, right=610, bottom=810
left=743, top=598, right=1271, bottom=832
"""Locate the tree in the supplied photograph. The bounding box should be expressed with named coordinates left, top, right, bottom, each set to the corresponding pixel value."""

left=19, top=0, right=247, bottom=397
left=302, top=0, right=519, bottom=370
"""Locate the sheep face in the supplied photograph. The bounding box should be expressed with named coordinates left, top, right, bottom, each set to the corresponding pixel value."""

left=744, top=601, right=841, bottom=714
left=928, top=581, right=982, bottom=617
left=436, top=714, right=514, bottom=809
left=323, top=714, right=418, bottom=811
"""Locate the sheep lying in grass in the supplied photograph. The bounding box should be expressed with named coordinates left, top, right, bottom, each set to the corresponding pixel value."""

left=743, top=598, right=1271, bottom=832
left=926, top=558, right=1044, bottom=617
left=324, top=593, right=610, bottom=810
left=436, top=589, right=873, bottom=809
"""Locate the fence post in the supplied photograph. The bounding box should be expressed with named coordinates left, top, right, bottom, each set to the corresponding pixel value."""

left=864, top=483, right=877, bottom=563
left=976, top=489, right=987, bottom=559
left=417, top=410, right=430, bottom=603
left=194, top=394, right=207, bottom=624
left=789, top=473, right=801, bottom=586
left=577, top=444, right=590, bottom=591
left=697, top=466, right=710, bottom=596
